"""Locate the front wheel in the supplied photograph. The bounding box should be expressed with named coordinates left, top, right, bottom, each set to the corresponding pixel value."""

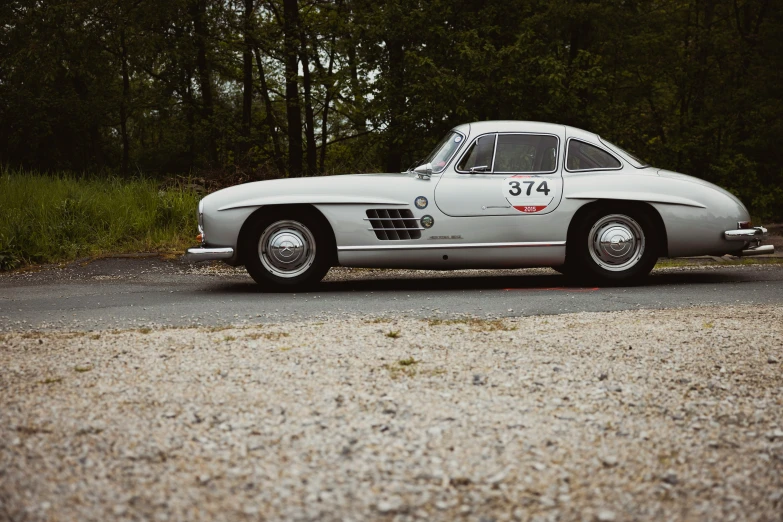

left=566, top=205, right=660, bottom=285
left=243, top=210, right=332, bottom=291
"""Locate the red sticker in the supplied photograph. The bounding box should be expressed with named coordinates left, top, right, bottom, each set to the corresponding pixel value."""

left=513, top=205, right=548, bottom=213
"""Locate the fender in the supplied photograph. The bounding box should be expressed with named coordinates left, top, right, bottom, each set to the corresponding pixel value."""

left=565, top=191, right=706, bottom=209
left=218, top=194, right=408, bottom=212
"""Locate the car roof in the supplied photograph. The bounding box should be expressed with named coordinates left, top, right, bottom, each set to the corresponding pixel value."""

left=453, top=120, right=600, bottom=142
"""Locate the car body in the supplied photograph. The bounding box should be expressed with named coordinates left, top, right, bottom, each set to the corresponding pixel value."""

left=186, top=120, right=774, bottom=289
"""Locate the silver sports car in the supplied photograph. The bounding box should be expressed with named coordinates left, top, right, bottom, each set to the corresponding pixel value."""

left=186, top=120, right=774, bottom=290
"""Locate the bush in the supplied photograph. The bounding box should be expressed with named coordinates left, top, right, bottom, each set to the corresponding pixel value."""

left=0, top=169, right=200, bottom=270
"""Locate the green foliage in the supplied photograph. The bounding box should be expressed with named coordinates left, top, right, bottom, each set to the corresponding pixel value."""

left=0, top=168, right=199, bottom=270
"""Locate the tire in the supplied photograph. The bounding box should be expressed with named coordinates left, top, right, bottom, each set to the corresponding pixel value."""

left=242, top=208, right=332, bottom=291
left=565, top=204, right=660, bottom=285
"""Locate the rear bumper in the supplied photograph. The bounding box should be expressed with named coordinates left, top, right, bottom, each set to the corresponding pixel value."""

left=724, top=226, right=768, bottom=241
left=723, top=226, right=775, bottom=256
left=185, top=247, right=235, bottom=262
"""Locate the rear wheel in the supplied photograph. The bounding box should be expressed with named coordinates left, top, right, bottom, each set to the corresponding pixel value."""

left=566, top=204, right=660, bottom=285
left=243, top=209, right=332, bottom=291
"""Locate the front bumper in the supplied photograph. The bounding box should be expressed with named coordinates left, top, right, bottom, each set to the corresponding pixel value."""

left=185, top=247, right=235, bottom=261
left=723, top=226, right=775, bottom=256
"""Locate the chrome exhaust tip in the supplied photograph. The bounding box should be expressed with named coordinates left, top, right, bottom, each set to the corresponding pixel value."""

left=740, top=245, right=775, bottom=256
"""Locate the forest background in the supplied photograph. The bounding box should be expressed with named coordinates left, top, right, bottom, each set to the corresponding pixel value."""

left=1, top=0, right=782, bottom=223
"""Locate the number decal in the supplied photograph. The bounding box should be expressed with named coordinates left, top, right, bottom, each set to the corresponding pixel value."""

left=502, top=175, right=561, bottom=214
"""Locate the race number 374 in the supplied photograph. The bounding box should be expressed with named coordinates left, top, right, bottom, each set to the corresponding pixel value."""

left=507, top=179, right=551, bottom=197
left=502, top=176, right=558, bottom=214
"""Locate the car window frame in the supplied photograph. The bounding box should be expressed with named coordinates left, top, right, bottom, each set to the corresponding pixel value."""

left=565, top=138, right=623, bottom=173
left=598, top=137, right=648, bottom=169
left=455, top=132, right=561, bottom=175
left=426, top=130, right=468, bottom=174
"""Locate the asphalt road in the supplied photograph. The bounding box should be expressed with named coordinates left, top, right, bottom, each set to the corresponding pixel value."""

left=1, top=258, right=782, bottom=331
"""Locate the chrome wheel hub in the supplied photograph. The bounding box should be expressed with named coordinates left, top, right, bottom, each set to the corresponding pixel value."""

left=588, top=214, right=645, bottom=272
left=258, top=220, right=316, bottom=278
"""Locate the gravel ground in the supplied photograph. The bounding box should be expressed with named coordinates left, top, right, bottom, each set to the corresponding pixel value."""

left=1, top=306, right=782, bottom=522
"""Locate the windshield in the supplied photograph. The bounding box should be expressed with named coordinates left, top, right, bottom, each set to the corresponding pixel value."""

left=416, top=131, right=465, bottom=173
left=599, top=137, right=649, bottom=168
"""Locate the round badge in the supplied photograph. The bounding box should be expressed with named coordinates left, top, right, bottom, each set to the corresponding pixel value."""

left=420, top=215, right=434, bottom=229
left=415, top=196, right=428, bottom=209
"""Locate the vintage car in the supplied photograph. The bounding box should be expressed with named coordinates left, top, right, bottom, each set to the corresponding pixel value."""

left=186, top=120, right=774, bottom=290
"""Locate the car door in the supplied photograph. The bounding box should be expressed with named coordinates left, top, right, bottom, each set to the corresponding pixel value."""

left=434, top=131, right=565, bottom=217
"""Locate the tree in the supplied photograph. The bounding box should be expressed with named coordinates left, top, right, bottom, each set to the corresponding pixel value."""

left=1, top=0, right=781, bottom=219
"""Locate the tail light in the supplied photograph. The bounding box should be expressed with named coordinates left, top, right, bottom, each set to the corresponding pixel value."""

left=737, top=221, right=752, bottom=229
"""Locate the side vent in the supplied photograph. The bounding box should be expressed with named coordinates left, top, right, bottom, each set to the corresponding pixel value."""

left=365, top=209, right=423, bottom=240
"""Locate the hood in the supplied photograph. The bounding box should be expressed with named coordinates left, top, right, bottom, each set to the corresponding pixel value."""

left=202, top=171, right=420, bottom=212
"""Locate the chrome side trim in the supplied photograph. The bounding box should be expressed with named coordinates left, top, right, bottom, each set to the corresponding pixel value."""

left=185, top=247, right=235, bottom=261
left=362, top=217, right=417, bottom=221
left=724, top=226, right=767, bottom=240
left=566, top=193, right=707, bottom=208
left=338, top=241, right=566, bottom=252
left=218, top=196, right=409, bottom=212
left=367, top=227, right=426, bottom=231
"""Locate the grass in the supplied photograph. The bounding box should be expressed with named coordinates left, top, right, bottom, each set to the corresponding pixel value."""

left=385, top=330, right=401, bottom=339
left=427, top=317, right=517, bottom=332
left=382, top=357, right=446, bottom=379
left=655, top=257, right=783, bottom=268
left=383, top=358, right=418, bottom=378
left=0, top=167, right=200, bottom=271
left=245, top=332, right=290, bottom=341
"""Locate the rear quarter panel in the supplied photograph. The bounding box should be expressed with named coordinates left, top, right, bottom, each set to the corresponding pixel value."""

left=563, top=169, right=750, bottom=257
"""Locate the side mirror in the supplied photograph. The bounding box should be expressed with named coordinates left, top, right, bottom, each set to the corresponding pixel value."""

left=414, top=162, right=433, bottom=179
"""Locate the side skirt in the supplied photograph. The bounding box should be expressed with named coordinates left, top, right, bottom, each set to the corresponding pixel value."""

left=336, top=242, right=566, bottom=269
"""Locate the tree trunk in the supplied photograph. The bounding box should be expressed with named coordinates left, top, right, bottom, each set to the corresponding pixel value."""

left=184, top=67, right=197, bottom=172
left=319, top=37, right=336, bottom=174
left=253, top=46, right=285, bottom=174
left=346, top=28, right=365, bottom=133
left=119, top=28, right=131, bottom=177
left=190, top=0, right=216, bottom=164
left=241, top=0, right=254, bottom=157
left=384, top=37, right=404, bottom=173
left=299, top=30, right=317, bottom=176
left=283, top=0, right=303, bottom=177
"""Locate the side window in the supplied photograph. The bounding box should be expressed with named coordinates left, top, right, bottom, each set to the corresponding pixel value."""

left=567, top=140, right=621, bottom=170
left=457, top=134, right=496, bottom=172
left=494, top=134, right=559, bottom=173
